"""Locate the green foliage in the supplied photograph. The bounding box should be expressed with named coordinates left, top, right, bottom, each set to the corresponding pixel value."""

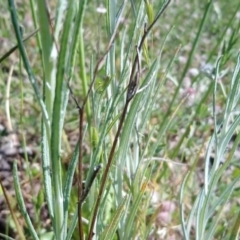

left=1, top=0, right=240, bottom=239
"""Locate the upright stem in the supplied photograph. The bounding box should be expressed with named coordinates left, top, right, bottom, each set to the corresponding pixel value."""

left=78, top=107, right=84, bottom=240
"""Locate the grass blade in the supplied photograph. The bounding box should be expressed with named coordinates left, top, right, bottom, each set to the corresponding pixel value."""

left=13, top=162, right=39, bottom=240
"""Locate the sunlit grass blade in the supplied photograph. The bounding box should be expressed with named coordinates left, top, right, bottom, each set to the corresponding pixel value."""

left=41, top=123, right=53, bottom=220
left=100, top=196, right=128, bottom=240
left=36, top=0, right=55, bottom=128
left=229, top=210, right=240, bottom=240
left=13, top=162, right=39, bottom=240
left=63, top=140, right=79, bottom=236
left=123, top=181, right=148, bottom=239
left=66, top=209, right=79, bottom=240
left=118, top=58, right=160, bottom=167
left=0, top=233, right=15, bottom=240
left=49, top=1, right=82, bottom=237
left=180, top=171, right=191, bottom=240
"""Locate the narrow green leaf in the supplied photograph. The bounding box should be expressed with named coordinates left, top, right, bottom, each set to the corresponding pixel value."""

left=124, top=182, right=148, bottom=239
left=13, top=162, right=39, bottom=240
left=144, top=0, right=154, bottom=24
left=100, top=196, right=128, bottom=240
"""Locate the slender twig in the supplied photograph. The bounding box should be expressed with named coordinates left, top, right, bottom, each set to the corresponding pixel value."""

left=87, top=1, right=171, bottom=239
left=87, top=99, right=130, bottom=240
left=68, top=86, right=84, bottom=240
left=69, top=86, right=102, bottom=240
left=128, top=2, right=171, bottom=89
left=0, top=17, right=55, bottom=64
left=80, top=165, right=102, bottom=203
left=0, top=29, right=38, bottom=64
left=67, top=3, right=125, bottom=239
left=126, top=45, right=141, bottom=102
left=77, top=106, right=84, bottom=240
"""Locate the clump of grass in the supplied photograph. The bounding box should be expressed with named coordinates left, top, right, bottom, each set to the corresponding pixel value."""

left=1, top=0, right=240, bottom=239
left=3, top=0, right=175, bottom=239
left=181, top=52, right=240, bottom=240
